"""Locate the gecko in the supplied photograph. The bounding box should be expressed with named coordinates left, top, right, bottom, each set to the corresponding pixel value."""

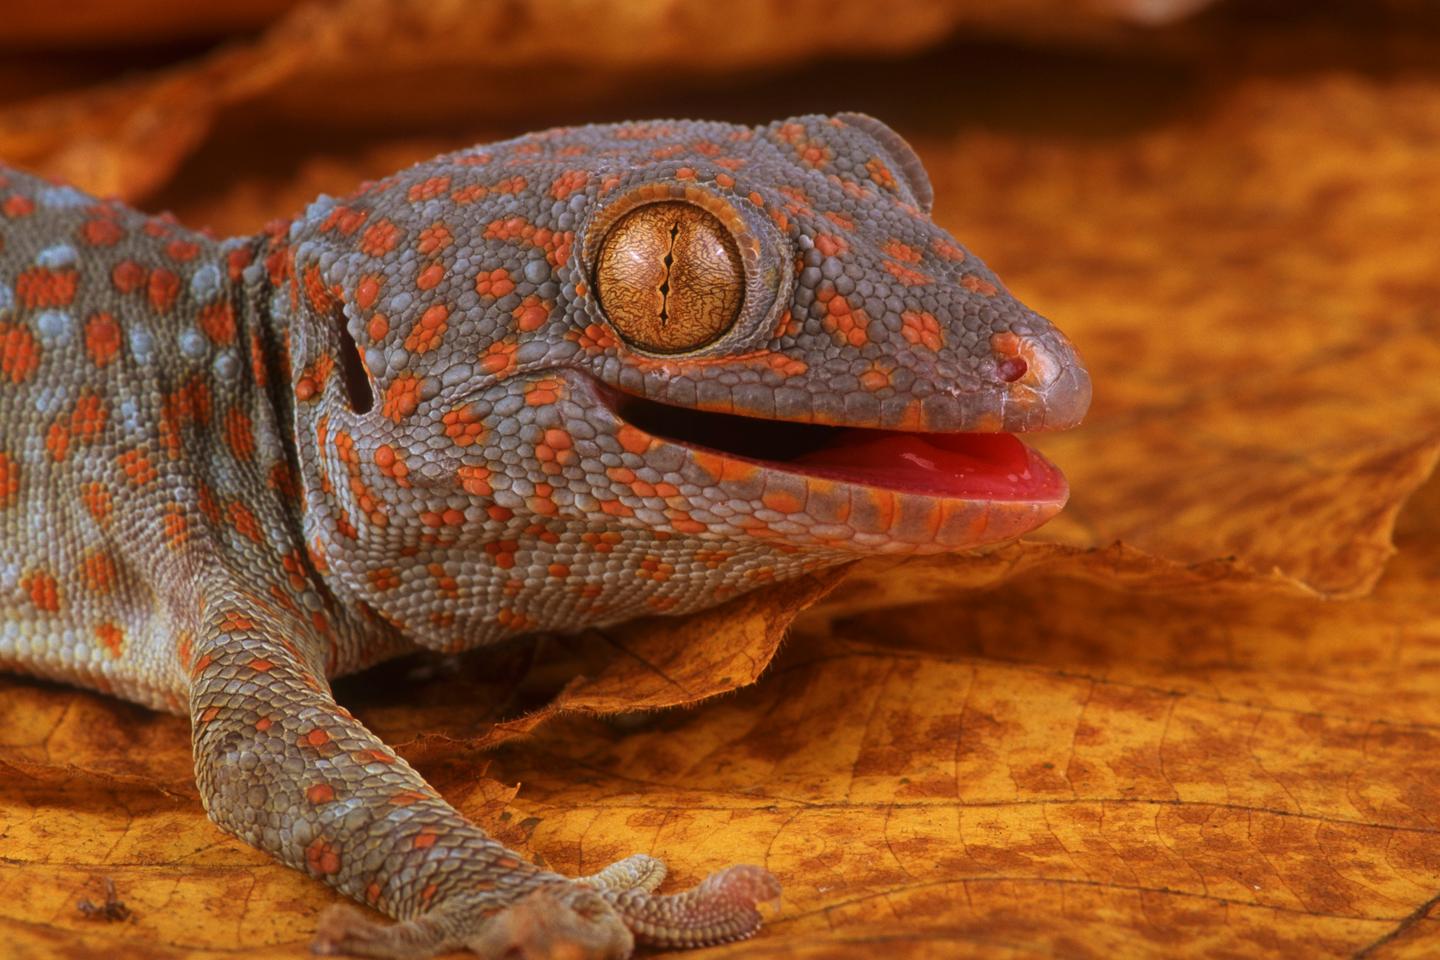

left=0, top=114, right=1090, bottom=958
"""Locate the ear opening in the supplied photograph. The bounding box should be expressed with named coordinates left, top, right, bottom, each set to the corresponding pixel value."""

left=334, top=309, right=374, bottom=414
left=834, top=112, right=935, bottom=214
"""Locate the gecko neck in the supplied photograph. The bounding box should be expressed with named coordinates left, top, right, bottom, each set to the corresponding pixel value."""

left=235, top=227, right=413, bottom=676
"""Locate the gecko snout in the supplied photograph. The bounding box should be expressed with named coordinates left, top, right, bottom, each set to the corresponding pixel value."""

left=986, top=328, right=1092, bottom=433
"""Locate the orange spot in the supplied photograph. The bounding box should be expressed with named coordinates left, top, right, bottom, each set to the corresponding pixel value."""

left=96, top=623, right=124, bottom=657
left=900, top=310, right=944, bottom=352
left=474, top=267, right=515, bottom=299
left=616, top=424, right=652, bottom=454
left=45, top=422, right=69, bottom=462
left=882, top=239, right=922, bottom=263
left=82, top=218, right=124, bottom=246
left=198, top=301, right=236, bottom=345
left=305, top=838, right=341, bottom=875
left=821, top=294, right=869, bottom=347
left=405, top=304, right=449, bottom=353
left=165, top=239, right=199, bottom=262
left=866, top=157, right=899, bottom=192
left=356, top=275, right=382, bottom=310
left=147, top=268, right=180, bottom=313
left=225, top=408, right=255, bottom=460
left=369, top=567, right=401, bottom=591
left=111, top=260, right=146, bottom=294
left=360, top=220, right=401, bottom=257
left=882, top=260, right=933, bottom=287
left=307, top=783, right=336, bottom=804
left=229, top=501, right=263, bottom=542
left=16, top=267, right=77, bottom=308
left=83, top=312, right=122, bottom=367
left=82, top=551, right=117, bottom=593
left=412, top=829, right=440, bottom=850
left=550, top=169, right=590, bottom=199
left=219, top=611, right=255, bottom=632
left=859, top=366, right=890, bottom=391
left=0, top=322, right=40, bottom=383
left=2, top=194, right=34, bottom=217
left=512, top=294, right=549, bottom=332
left=458, top=464, right=492, bottom=496
left=0, top=452, right=17, bottom=508
left=407, top=175, right=451, bottom=202
left=382, top=373, right=423, bottom=421
left=301, top=728, right=331, bottom=748
left=574, top=323, right=616, bottom=352
left=762, top=490, right=804, bottom=514
left=374, top=444, right=411, bottom=486
left=367, top=314, right=389, bottom=341
left=815, top=233, right=847, bottom=257
left=961, top=274, right=998, bottom=296
left=441, top=404, right=485, bottom=446
left=417, top=223, right=453, bottom=256
left=416, top=262, right=444, bottom=290
left=354, top=749, right=395, bottom=764
left=932, top=237, right=967, bottom=262
left=22, top=569, right=59, bottom=612
left=83, top=481, right=113, bottom=524
left=480, top=340, right=518, bottom=378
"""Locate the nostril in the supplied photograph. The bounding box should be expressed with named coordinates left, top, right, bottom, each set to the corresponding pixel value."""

left=996, top=357, right=1028, bottom=383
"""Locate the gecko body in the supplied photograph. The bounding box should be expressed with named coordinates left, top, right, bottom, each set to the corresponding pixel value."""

left=0, top=115, right=1089, bottom=957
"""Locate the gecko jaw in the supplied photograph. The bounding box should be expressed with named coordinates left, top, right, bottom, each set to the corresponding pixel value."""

left=596, top=381, right=1070, bottom=552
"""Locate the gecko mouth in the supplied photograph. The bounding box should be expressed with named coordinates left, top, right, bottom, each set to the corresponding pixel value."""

left=604, top=387, right=1067, bottom=505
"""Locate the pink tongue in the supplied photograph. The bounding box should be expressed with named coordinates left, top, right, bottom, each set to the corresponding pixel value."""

left=791, top=431, right=1067, bottom=501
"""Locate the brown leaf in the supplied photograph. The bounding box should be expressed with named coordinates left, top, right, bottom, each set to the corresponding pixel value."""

left=0, top=0, right=1224, bottom=201
left=486, top=472, right=1440, bottom=958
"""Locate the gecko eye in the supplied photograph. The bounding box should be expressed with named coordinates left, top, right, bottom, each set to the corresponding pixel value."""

left=595, top=201, right=744, bottom=353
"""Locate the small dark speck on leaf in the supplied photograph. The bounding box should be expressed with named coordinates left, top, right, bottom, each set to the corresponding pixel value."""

left=77, top=878, right=133, bottom=923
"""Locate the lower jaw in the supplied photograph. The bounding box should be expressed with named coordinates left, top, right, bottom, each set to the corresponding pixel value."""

left=591, top=377, right=1070, bottom=554
left=714, top=476, right=1066, bottom=555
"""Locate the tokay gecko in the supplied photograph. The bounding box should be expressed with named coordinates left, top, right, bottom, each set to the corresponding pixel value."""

left=0, top=114, right=1090, bottom=957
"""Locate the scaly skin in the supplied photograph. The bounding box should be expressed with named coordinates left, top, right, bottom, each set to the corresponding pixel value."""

left=0, top=115, right=1089, bottom=957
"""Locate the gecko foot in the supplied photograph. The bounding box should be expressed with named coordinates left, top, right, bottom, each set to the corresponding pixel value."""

left=310, top=861, right=778, bottom=958
left=605, top=864, right=782, bottom=949
left=312, top=884, right=633, bottom=959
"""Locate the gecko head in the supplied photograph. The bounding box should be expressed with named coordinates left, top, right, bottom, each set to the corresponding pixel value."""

left=284, top=114, right=1090, bottom=647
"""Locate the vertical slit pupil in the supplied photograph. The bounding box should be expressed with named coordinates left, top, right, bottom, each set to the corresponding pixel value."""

left=658, top=222, right=678, bottom=324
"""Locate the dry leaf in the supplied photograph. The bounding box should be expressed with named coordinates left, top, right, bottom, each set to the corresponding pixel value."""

left=0, top=0, right=1224, bottom=201
left=485, top=472, right=1440, bottom=958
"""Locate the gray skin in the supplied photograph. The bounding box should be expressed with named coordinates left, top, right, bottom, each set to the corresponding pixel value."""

left=0, top=113, right=1088, bottom=957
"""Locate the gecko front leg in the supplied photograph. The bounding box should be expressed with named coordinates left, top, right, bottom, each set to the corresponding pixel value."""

left=187, top=592, right=777, bottom=958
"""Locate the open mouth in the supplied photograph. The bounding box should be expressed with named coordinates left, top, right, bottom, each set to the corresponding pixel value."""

left=603, top=386, right=1068, bottom=505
